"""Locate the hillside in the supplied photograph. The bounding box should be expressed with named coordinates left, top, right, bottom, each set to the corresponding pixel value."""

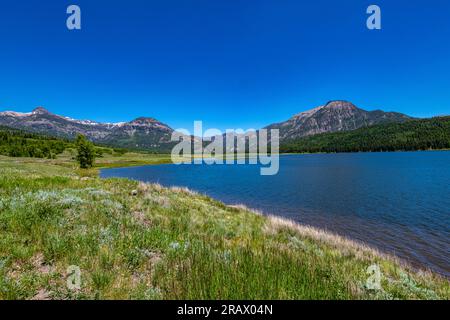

left=0, top=155, right=448, bottom=299
left=280, top=117, right=450, bottom=153
left=266, top=100, right=412, bottom=141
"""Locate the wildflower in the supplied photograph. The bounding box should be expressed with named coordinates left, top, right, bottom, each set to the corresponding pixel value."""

left=169, top=242, right=181, bottom=250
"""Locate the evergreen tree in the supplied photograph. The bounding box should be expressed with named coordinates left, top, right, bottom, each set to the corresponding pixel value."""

left=75, top=134, right=95, bottom=168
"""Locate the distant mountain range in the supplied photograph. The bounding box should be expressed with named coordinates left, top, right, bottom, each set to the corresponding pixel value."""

left=0, top=100, right=413, bottom=150
left=0, top=107, right=174, bottom=151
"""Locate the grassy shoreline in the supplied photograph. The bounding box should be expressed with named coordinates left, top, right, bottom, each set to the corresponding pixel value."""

left=0, top=154, right=448, bottom=300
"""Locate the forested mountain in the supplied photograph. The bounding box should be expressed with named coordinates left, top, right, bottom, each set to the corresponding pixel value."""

left=280, top=117, right=450, bottom=153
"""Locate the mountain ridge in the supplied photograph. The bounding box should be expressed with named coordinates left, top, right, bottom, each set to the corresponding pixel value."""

left=0, top=100, right=413, bottom=150
left=0, top=107, right=174, bottom=151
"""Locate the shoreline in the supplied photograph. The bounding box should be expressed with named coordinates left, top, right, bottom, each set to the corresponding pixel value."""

left=93, top=148, right=450, bottom=170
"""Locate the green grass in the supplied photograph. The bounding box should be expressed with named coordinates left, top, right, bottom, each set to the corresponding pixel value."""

left=0, top=155, right=448, bottom=300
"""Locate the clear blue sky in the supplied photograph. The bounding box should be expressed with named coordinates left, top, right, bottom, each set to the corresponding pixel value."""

left=1, top=0, right=449, bottom=130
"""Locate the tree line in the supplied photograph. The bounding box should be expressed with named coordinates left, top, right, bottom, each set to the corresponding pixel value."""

left=0, top=127, right=108, bottom=168
left=0, top=127, right=68, bottom=159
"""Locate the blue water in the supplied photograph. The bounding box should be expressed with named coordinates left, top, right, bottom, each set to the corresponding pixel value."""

left=100, top=152, right=450, bottom=277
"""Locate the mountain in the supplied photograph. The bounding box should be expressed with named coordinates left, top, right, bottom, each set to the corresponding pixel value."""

left=280, top=116, right=450, bottom=153
left=0, top=107, right=174, bottom=151
left=265, top=100, right=412, bottom=141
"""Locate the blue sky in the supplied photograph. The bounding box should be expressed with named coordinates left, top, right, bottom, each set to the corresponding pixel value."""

left=1, top=0, right=449, bottom=131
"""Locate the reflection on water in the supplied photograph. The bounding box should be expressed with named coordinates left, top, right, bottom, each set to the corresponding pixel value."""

left=101, top=152, right=450, bottom=277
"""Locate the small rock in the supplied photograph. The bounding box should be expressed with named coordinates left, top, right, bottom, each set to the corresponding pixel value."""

left=131, top=190, right=138, bottom=196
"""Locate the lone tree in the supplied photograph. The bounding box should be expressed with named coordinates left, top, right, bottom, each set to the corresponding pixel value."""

left=75, top=134, right=95, bottom=168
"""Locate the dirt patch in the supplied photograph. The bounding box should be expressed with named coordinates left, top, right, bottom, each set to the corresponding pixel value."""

left=31, top=289, right=52, bottom=300
left=31, top=253, right=54, bottom=274
left=132, top=211, right=152, bottom=227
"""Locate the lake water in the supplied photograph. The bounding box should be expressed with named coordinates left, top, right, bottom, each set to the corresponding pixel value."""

left=100, top=152, right=450, bottom=277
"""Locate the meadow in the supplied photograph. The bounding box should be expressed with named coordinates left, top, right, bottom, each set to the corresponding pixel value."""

left=0, top=153, right=448, bottom=299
